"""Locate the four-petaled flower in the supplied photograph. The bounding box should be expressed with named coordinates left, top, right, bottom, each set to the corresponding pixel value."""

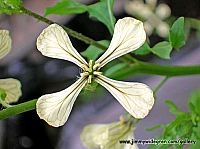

left=36, top=17, right=154, bottom=127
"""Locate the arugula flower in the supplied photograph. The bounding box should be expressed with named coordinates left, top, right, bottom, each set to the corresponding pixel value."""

left=0, top=30, right=21, bottom=106
left=81, top=118, right=138, bottom=149
left=36, top=17, right=154, bottom=127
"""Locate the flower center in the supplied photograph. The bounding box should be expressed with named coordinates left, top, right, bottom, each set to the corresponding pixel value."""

left=80, top=60, right=102, bottom=83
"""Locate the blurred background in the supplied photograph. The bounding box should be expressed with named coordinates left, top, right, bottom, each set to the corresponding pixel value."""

left=0, top=0, right=200, bottom=149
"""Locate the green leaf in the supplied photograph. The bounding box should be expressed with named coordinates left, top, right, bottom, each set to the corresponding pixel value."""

left=165, top=100, right=183, bottom=115
left=81, top=40, right=110, bottom=61
left=87, top=0, right=116, bottom=34
left=191, top=122, right=200, bottom=140
left=169, top=17, right=185, bottom=49
left=163, top=113, right=191, bottom=138
left=133, top=42, right=151, bottom=55
left=188, top=88, right=200, bottom=114
left=176, top=121, right=193, bottom=137
left=44, top=0, right=116, bottom=34
left=0, top=0, right=22, bottom=14
left=151, top=41, right=172, bottom=59
left=45, top=0, right=87, bottom=16
left=104, top=63, right=128, bottom=77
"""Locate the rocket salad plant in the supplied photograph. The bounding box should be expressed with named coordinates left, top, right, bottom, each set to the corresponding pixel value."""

left=0, top=0, right=200, bottom=148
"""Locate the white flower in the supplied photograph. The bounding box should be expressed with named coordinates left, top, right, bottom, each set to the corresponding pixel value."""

left=0, top=30, right=22, bottom=105
left=0, top=30, right=11, bottom=59
left=125, top=0, right=171, bottom=37
left=80, top=118, right=138, bottom=149
left=36, top=17, right=154, bottom=127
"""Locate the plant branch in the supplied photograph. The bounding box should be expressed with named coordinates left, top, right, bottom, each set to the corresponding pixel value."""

left=110, top=61, right=200, bottom=79
left=153, top=76, right=169, bottom=93
left=0, top=99, right=36, bottom=120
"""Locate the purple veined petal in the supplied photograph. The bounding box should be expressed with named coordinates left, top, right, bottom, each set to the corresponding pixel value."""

left=95, top=17, right=146, bottom=68
left=95, top=75, right=154, bottom=119
left=36, top=76, right=87, bottom=127
left=37, top=24, right=88, bottom=68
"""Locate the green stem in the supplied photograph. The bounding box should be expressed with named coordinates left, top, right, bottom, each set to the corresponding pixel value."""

left=110, top=61, right=200, bottom=79
left=153, top=76, right=169, bottom=93
left=0, top=99, right=36, bottom=120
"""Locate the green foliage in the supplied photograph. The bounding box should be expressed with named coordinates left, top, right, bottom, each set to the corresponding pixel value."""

left=81, top=40, right=110, bottom=61
left=45, top=0, right=116, bottom=34
left=147, top=89, right=200, bottom=149
left=169, top=17, right=185, bottom=49
left=0, top=0, right=22, bottom=14
left=133, top=41, right=172, bottom=59
left=133, top=42, right=151, bottom=55
left=134, top=17, right=185, bottom=59
left=45, top=0, right=87, bottom=15
left=165, top=100, right=182, bottom=115
left=188, top=89, right=200, bottom=114
left=151, top=41, right=172, bottom=59
left=87, top=0, right=116, bottom=34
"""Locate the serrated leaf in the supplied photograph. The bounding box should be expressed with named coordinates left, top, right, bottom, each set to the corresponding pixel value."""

left=151, top=41, right=172, bottom=59
left=165, top=100, right=182, bottom=115
left=0, top=0, right=22, bottom=15
left=169, top=17, right=185, bottom=49
left=44, top=0, right=116, bottom=34
left=45, top=0, right=87, bottom=16
left=133, top=42, right=151, bottom=55
left=81, top=40, right=109, bottom=61
left=87, top=0, right=116, bottom=34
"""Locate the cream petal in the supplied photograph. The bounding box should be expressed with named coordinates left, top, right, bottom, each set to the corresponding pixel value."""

left=37, top=24, right=88, bottom=68
left=0, top=30, right=11, bottom=59
left=36, top=76, right=87, bottom=127
left=81, top=124, right=108, bottom=149
left=155, top=3, right=171, bottom=19
left=95, top=17, right=146, bottom=68
left=95, top=75, right=154, bottom=119
left=81, top=122, right=137, bottom=149
left=0, top=78, right=22, bottom=103
left=145, top=0, right=157, bottom=8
